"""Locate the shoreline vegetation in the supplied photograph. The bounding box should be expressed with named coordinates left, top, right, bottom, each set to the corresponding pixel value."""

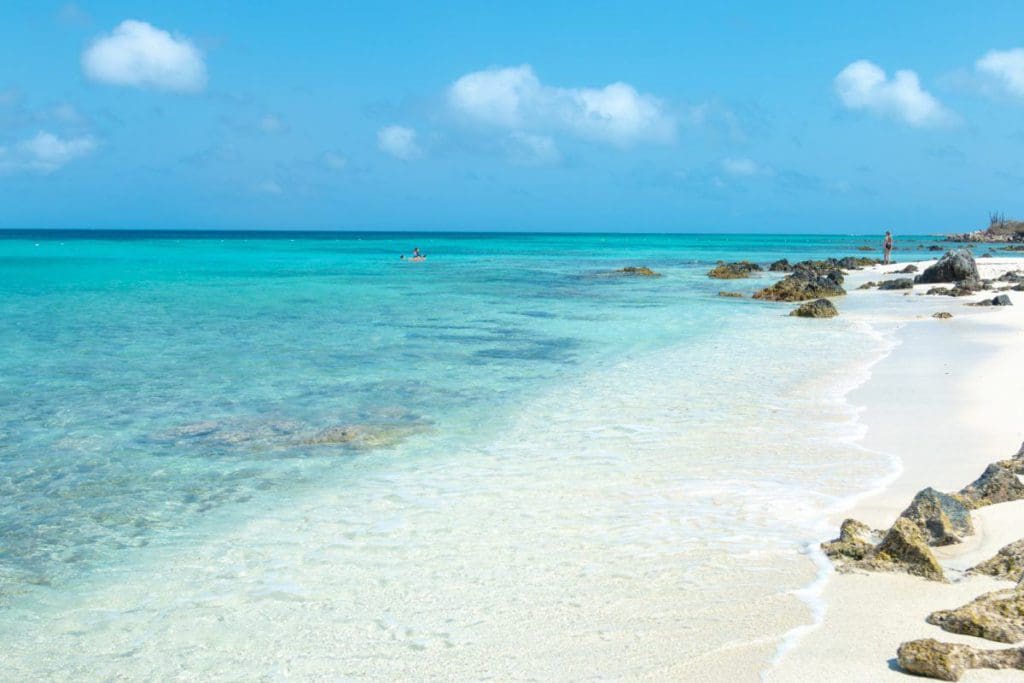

left=699, top=247, right=1024, bottom=680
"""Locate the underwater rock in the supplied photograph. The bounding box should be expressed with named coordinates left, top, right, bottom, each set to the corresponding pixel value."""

left=299, top=424, right=421, bottom=449
left=899, top=487, right=973, bottom=546
left=927, top=589, right=1024, bottom=644
left=968, top=539, right=1024, bottom=583
left=916, top=250, right=980, bottom=284
left=879, top=278, right=914, bottom=290
left=897, top=639, right=1024, bottom=681
left=753, top=269, right=846, bottom=302
left=958, top=463, right=1024, bottom=509
left=789, top=298, right=838, bottom=318
left=616, top=266, right=661, bottom=277
left=854, top=517, right=945, bottom=581
left=707, top=261, right=762, bottom=279
left=717, top=291, right=744, bottom=298
left=821, top=518, right=878, bottom=561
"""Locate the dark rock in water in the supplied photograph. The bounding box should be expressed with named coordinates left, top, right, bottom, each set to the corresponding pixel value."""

left=856, top=517, right=945, bottom=581
left=879, top=278, right=914, bottom=290
left=897, top=639, right=1024, bottom=681
left=789, top=298, right=838, bottom=318
left=617, top=266, right=661, bottom=277
left=933, top=312, right=953, bottom=319
left=858, top=281, right=877, bottom=290
left=927, top=589, right=1024, bottom=644
left=707, top=261, right=761, bottom=279
left=899, top=487, right=974, bottom=546
left=857, top=245, right=875, bottom=251
left=821, top=518, right=878, bottom=561
left=928, top=245, right=945, bottom=251
left=917, top=249, right=980, bottom=284
left=300, top=424, right=420, bottom=449
left=717, top=291, right=744, bottom=298
left=958, top=463, right=1024, bottom=509
left=768, top=258, right=791, bottom=272
left=968, top=539, right=1024, bottom=583
left=753, top=269, right=846, bottom=302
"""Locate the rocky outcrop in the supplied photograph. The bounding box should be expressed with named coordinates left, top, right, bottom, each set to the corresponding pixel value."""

left=958, top=463, right=1024, bottom=508
left=916, top=250, right=980, bottom=284
left=707, top=261, right=761, bottom=279
left=879, top=278, right=914, bottom=290
left=969, top=294, right=1013, bottom=307
left=753, top=269, right=846, bottom=302
left=617, top=266, right=661, bottom=277
left=717, top=291, right=744, bottom=298
left=969, top=539, right=1024, bottom=583
left=933, top=312, right=953, bottom=319
left=858, top=281, right=877, bottom=290
left=789, top=298, right=839, bottom=318
left=821, top=518, right=878, bottom=561
left=768, top=258, right=791, bottom=272
left=854, top=517, right=945, bottom=581
left=926, top=286, right=951, bottom=296
left=899, top=487, right=973, bottom=546
left=897, top=639, right=1024, bottom=681
left=927, top=589, right=1024, bottom=644
left=996, top=441, right=1024, bottom=475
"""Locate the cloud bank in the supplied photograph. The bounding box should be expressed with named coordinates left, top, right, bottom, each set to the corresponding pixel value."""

left=448, top=65, right=675, bottom=146
left=82, top=20, right=207, bottom=92
left=377, top=125, right=421, bottom=160
left=835, top=60, right=950, bottom=127
left=0, top=131, right=97, bottom=174
left=976, top=48, right=1024, bottom=98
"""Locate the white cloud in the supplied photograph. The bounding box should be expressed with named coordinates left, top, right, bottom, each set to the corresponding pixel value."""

left=834, top=60, right=950, bottom=127
left=322, top=151, right=347, bottom=170
left=720, top=157, right=763, bottom=176
left=976, top=48, right=1024, bottom=97
left=504, top=132, right=561, bottom=166
left=0, top=131, right=97, bottom=174
left=82, top=20, right=207, bottom=92
left=448, top=65, right=675, bottom=146
left=377, top=125, right=421, bottom=160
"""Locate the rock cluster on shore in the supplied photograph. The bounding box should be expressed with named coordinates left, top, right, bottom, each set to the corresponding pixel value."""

left=789, top=298, right=838, bottom=318
left=823, top=441, right=1024, bottom=679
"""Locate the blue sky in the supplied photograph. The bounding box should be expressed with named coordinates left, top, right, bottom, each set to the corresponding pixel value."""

left=1, top=1, right=1024, bottom=232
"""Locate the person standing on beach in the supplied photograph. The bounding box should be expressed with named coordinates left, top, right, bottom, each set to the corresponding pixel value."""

left=883, top=230, right=893, bottom=264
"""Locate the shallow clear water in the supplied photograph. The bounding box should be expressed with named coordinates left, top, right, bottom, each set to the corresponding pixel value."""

left=0, top=232, right=948, bottom=678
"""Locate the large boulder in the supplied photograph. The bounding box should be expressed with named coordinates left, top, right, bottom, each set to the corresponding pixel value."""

left=897, top=639, right=1024, bottom=681
left=957, top=463, right=1024, bottom=509
left=917, top=250, right=980, bottom=284
left=927, top=589, right=1024, bottom=644
left=821, top=518, right=878, bottom=561
left=856, top=517, right=945, bottom=581
left=707, top=261, right=761, bottom=279
left=899, top=487, right=974, bottom=546
left=969, top=539, right=1024, bottom=583
left=789, top=298, right=838, bottom=318
left=753, top=269, right=846, bottom=302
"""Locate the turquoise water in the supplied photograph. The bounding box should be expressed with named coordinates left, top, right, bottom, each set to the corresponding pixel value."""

left=0, top=231, right=949, bottom=678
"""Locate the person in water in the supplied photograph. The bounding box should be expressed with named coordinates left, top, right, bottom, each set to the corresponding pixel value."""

left=401, top=247, right=426, bottom=261
left=883, top=230, right=893, bottom=264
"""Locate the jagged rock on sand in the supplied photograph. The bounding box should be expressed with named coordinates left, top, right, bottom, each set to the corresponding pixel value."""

left=927, top=589, right=1024, bottom=644
left=789, top=298, right=838, bottom=318
left=969, top=539, right=1024, bottom=583
left=968, top=294, right=1013, bottom=307
left=707, top=261, right=762, bottom=279
left=858, top=281, right=877, bottom=290
left=898, top=264, right=920, bottom=273
left=616, top=266, right=661, bottom=277
left=852, top=517, right=946, bottom=581
left=933, top=312, right=953, bottom=319
left=926, top=286, right=951, bottom=296
left=957, top=463, right=1024, bottom=509
left=717, top=291, right=744, bottom=298
left=753, top=269, right=846, bottom=302
left=899, top=487, right=973, bottom=546
left=821, top=518, right=878, bottom=561
left=879, top=278, right=914, bottom=290
left=996, top=441, right=1024, bottom=474
left=897, top=639, right=1024, bottom=681
left=916, top=250, right=980, bottom=284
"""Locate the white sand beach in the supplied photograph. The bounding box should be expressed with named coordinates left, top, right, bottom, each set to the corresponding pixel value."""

left=772, top=256, right=1024, bottom=682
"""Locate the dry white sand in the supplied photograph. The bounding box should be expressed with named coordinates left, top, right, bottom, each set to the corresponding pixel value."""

left=771, top=256, right=1024, bottom=682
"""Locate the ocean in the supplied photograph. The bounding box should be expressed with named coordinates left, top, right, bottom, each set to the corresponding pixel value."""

left=0, top=231, right=949, bottom=679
